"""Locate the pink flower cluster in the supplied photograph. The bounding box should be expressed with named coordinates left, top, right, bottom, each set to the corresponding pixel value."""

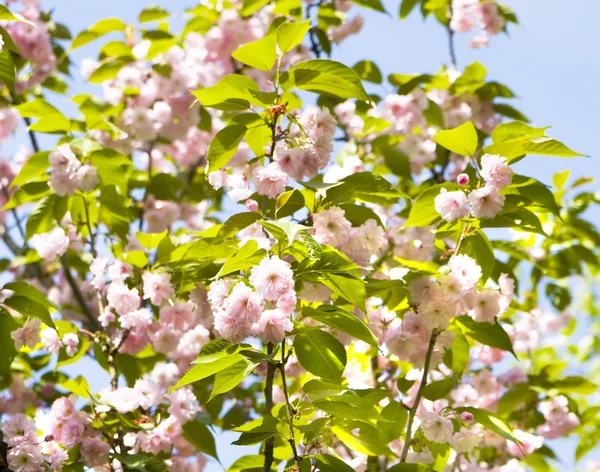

left=210, top=256, right=295, bottom=344
left=47, top=144, right=99, bottom=196
left=450, top=0, right=506, bottom=48
left=313, top=206, right=386, bottom=265
left=1, top=413, right=68, bottom=472
left=434, top=153, right=513, bottom=221
left=4, top=0, right=57, bottom=92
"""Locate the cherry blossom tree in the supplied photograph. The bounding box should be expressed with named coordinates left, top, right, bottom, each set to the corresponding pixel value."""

left=0, top=0, right=598, bottom=471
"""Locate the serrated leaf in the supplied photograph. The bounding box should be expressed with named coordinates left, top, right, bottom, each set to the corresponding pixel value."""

left=276, top=20, right=311, bottom=53
left=232, top=35, right=277, bottom=72
left=280, top=59, right=370, bottom=101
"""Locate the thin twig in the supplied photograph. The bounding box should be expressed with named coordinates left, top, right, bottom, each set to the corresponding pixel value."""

left=278, top=341, right=302, bottom=471
left=399, top=329, right=439, bottom=462
left=61, top=255, right=101, bottom=331
left=447, top=3, right=457, bottom=68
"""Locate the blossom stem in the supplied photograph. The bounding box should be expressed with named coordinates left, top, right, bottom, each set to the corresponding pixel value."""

left=278, top=341, right=302, bottom=471
left=262, top=342, right=276, bottom=472
left=399, top=329, right=439, bottom=462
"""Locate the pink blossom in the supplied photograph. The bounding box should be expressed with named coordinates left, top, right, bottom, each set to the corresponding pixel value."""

left=7, top=443, right=45, bottom=472
left=61, top=333, right=79, bottom=357
left=507, top=430, right=544, bottom=458
left=31, top=227, right=69, bottom=262
left=434, top=188, right=469, bottom=222
left=448, top=254, right=482, bottom=292
left=143, top=271, right=175, bottom=306
left=167, top=388, right=200, bottom=423
left=468, top=185, right=505, bottom=218
left=74, top=165, right=100, bottom=191
left=468, top=290, right=500, bottom=322
left=11, top=318, right=41, bottom=350
left=313, top=206, right=352, bottom=247
left=107, top=282, right=141, bottom=316
left=223, top=282, right=263, bottom=323
left=254, top=163, right=288, bottom=198
left=81, top=437, right=111, bottom=468
left=120, top=308, right=153, bottom=330
left=419, top=412, right=454, bottom=443
left=252, top=309, right=293, bottom=344
left=100, top=387, right=142, bottom=413
left=1, top=414, right=37, bottom=446
left=480, top=154, right=513, bottom=189
left=457, top=173, right=470, bottom=185
left=249, top=256, right=294, bottom=301
left=40, top=328, right=62, bottom=354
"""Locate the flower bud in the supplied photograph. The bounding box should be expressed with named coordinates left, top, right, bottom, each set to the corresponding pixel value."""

left=457, top=173, right=470, bottom=186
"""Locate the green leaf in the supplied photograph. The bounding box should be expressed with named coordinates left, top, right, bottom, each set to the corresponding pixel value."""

left=232, top=35, right=277, bottom=72
left=443, top=330, right=470, bottom=375
left=314, top=454, right=355, bottom=472
left=148, top=173, right=185, bottom=200
left=0, top=5, right=35, bottom=23
left=169, top=346, right=249, bottom=392
left=551, top=376, right=597, bottom=395
left=276, top=189, right=305, bottom=218
left=460, top=229, right=495, bottom=282
left=485, top=121, right=584, bottom=160
left=331, top=421, right=392, bottom=456
left=88, top=57, right=131, bottom=84
left=182, top=419, right=219, bottom=460
left=4, top=296, right=55, bottom=329
left=281, top=59, right=370, bottom=101
left=421, top=376, right=457, bottom=401
left=303, top=305, right=377, bottom=347
left=0, top=308, right=19, bottom=384
left=240, top=0, right=271, bottom=16
left=504, top=175, right=560, bottom=215
left=386, top=464, right=435, bottom=472
left=434, top=122, right=478, bottom=157
left=0, top=46, right=16, bottom=94
left=193, top=75, right=260, bottom=111
left=226, top=455, right=266, bottom=472
left=320, top=273, right=366, bottom=312
left=351, top=0, right=387, bottom=12
left=276, top=20, right=311, bottom=53
left=210, top=359, right=257, bottom=400
left=139, top=5, right=170, bottom=22
left=16, top=99, right=70, bottom=134
left=404, top=183, right=461, bottom=227
left=259, top=220, right=308, bottom=246
left=207, top=124, right=248, bottom=172
left=455, top=316, right=515, bottom=356
left=217, top=240, right=267, bottom=278
left=294, top=329, right=346, bottom=382
left=399, top=0, right=420, bottom=18
left=353, top=60, right=382, bottom=84
left=71, top=18, right=127, bottom=50
left=59, top=376, right=91, bottom=398
left=323, top=171, right=406, bottom=206
left=4, top=281, right=59, bottom=312
left=378, top=401, right=407, bottom=442
left=3, top=181, right=51, bottom=210
left=216, top=212, right=262, bottom=241
left=11, top=152, right=50, bottom=189
left=90, top=149, right=132, bottom=194
left=456, top=407, right=518, bottom=443
left=25, top=195, right=57, bottom=241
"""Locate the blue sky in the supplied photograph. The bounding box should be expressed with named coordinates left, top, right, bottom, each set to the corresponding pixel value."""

left=25, top=0, right=600, bottom=469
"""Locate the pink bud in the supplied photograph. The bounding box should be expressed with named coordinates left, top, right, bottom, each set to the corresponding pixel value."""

left=413, top=239, right=423, bottom=250
left=460, top=412, right=474, bottom=421
left=457, top=173, right=470, bottom=186
left=245, top=199, right=259, bottom=212
left=45, top=435, right=55, bottom=442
